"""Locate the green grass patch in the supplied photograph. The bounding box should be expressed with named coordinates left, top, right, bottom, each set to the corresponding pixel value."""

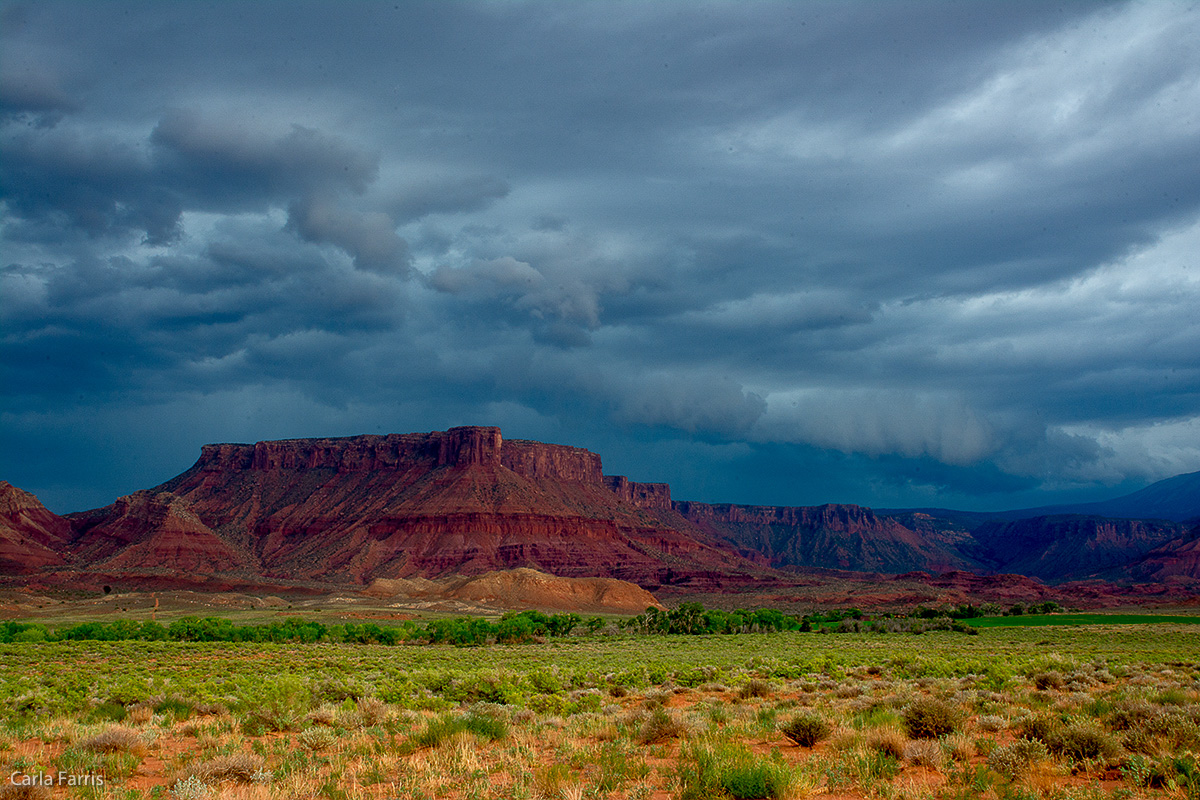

left=967, top=613, right=1200, bottom=628
left=1, top=624, right=1196, bottom=722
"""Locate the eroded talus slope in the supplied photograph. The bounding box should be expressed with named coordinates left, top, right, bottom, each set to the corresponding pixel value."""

left=0, top=481, right=73, bottom=571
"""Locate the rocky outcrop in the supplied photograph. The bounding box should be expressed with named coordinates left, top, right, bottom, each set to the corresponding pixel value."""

left=675, top=501, right=977, bottom=574
left=0, top=482, right=72, bottom=572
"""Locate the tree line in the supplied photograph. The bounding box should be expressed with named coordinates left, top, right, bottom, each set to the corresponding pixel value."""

left=0, top=600, right=1063, bottom=646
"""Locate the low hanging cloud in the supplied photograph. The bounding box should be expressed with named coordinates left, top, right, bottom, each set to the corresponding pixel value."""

left=756, top=390, right=1000, bottom=467
left=612, top=373, right=767, bottom=437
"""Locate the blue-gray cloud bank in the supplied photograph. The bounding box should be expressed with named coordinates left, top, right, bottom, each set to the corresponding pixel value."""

left=3, top=1, right=1199, bottom=513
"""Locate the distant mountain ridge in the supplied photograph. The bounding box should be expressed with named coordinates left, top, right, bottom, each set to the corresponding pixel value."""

left=992, top=470, right=1200, bottom=523
left=3, top=427, right=1199, bottom=603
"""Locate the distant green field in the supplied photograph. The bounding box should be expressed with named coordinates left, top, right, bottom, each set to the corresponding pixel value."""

left=967, top=613, right=1200, bottom=627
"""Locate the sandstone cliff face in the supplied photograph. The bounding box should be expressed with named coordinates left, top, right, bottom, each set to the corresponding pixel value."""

left=1122, top=524, right=1200, bottom=582
left=0, top=481, right=72, bottom=572
left=604, top=476, right=672, bottom=510
left=969, top=515, right=1186, bottom=581
left=193, top=427, right=605, bottom=483
left=674, top=501, right=977, bottom=574
left=502, top=438, right=604, bottom=483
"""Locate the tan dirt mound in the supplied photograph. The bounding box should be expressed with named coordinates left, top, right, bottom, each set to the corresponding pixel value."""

left=445, top=568, right=664, bottom=613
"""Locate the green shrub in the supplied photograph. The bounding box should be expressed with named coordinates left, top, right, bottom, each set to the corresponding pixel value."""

left=903, top=698, right=959, bottom=739
left=403, top=715, right=460, bottom=750
left=678, top=743, right=799, bottom=800
left=527, top=669, right=562, bottom=695
left=240, top=707, right=299, bottom=735
left=154, top=696, right=195, bottom=721
left=781, top=712, right=830, bottom=747
left=1033, top=671, right=1064, bottom=690
left=1017, top=714, right=1060, bottom=743
left=1046, top=723, right=1121, bottom=762
left=86, top=700, right=128, bottom=723
left=461, top=709, right=508, bottom=740
left=401, top=710, right=507, bottom=752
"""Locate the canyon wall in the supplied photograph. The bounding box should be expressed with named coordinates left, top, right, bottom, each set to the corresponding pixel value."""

left=195, top=427, right=606, bottom=485
left=604, top=475, right=672, bottom=510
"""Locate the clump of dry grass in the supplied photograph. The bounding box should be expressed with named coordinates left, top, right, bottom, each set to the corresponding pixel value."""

left=986, top=738, right=1048, bottom=779
left=354, top=696, right=388, bottom=727
left=942, top=732, right=976, bottom=762
left=737, top=679, right=772, bottom=700
left=82, top=726, right=146, bottom=755
left=0, top=783, right=52, bottom=800
left=864, top=725, right=907, bottom=760
left=836, top=681, right=864, bottom=699
left=903, top=739, right=944, bottom=769
left=1033, top=671, right=1064, bottom=691
left=306, top=705, right=339, bottom=727
left=189, top=753, right=265, bottom=785
left=128, top=705, right=155, bottom=725
left=1047, top=723, right=1122, bottom=762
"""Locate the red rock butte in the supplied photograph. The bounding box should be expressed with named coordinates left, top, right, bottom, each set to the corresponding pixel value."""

left=117, top=426, right=753, bottom=590
left=3, top=426, right=1198, bottom=605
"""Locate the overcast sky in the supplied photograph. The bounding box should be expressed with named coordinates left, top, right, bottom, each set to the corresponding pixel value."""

left=3, top=1, right=1199, bottom=514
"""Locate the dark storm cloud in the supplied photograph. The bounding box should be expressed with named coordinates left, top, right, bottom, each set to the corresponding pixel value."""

left=391, top=177, right=510, bottom=224
left=286, top=197, right=411, bottom=276
left=1, top=108, right=385, bottom=246
left=150, top=111, right=378, bottom=206
left=2, top=0, right=1199, bottom=512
